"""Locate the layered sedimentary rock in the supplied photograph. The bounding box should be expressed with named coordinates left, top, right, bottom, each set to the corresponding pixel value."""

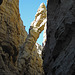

left=0, top=0, right=27, bottom=74
left=18, top=3, right=47, bottom=75
left=43, top=0, right=75, bottom=75
left=0, top=0, right=47, bottom=75
left=0, top=0, right=27, bottom=65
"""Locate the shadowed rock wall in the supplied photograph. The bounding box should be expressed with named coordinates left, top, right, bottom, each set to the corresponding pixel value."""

left=43, top=0, right=75, bottom=75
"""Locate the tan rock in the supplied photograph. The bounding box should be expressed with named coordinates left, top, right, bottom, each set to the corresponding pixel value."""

left=0, top=1, right=47, bottom=75
left=18, top=3, right=47, bottom=75
left=0, top=0, right=27, bottom=74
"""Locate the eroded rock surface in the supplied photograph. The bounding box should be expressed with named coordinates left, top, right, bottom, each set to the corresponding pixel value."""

left=18, top=3, right=47, bottom=75
left=0, top=0, right=47, bottom=75
left=43, top=0, right=75, bottom=75
left=0, top=0, right=27, bottom=74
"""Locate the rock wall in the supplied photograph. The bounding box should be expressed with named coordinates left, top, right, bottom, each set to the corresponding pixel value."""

left=17, top=3, right=47, bottom=75
left=42, top=23, right=47, bottom=46
left=0, top=0, right=27, bottom=74
left=43, top=0, right=75, bottom=75
left=0, top=0, right=47, bottom=75
left=0, top=0, right=27, bottom=65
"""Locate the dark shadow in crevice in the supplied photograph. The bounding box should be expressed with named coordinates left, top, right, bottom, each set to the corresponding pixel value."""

left=1, top=41, right=18, bottom=64
left=0, top=0, right=3, bottom=5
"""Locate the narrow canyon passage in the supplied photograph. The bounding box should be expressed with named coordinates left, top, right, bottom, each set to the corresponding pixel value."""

left=0, top=0, right=75, bottom=75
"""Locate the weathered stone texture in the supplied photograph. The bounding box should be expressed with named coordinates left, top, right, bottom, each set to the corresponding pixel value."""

left=17, top=3, right=47, bottom=75
left=0, top=0, right=27, bottom=64
left=43, top=0, right=75, bottom=75
left=0, top=0, right=47, bottom=75
left=0, top=0, right=27, bottom=74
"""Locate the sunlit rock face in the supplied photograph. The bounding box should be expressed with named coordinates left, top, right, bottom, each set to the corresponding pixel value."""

left=18, top=3, right=47, bottom=75
left=36, top=43, right=43, bottom=56
left=43, top=0, right=75, bottom=75
left=42, top=23, right=47, bottom=46
left=0, top=0, right=27, bottom=74
left=0, top=0, right=47, bottom=75
left=0, top=0, right=27, bottom=65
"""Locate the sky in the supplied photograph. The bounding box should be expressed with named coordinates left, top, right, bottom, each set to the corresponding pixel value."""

left=19, top=0, right=47, bottom=45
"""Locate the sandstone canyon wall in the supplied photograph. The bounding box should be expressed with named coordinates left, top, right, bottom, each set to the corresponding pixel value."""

left=1, top=0, right=74, bottom=75
left=0, top=0, right=47, bottom=75
left=43, top=0, right=75, bottom=75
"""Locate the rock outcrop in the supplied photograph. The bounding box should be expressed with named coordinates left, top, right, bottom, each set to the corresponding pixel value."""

left=0, top=0, right=47, bottom=75
left=0, top=0, right=27, bottom=65
left=0, top=0, right=27, bottom=74
left=18, top=3, right=47, bottom=75
left=43, top=0, right=75, bottom=75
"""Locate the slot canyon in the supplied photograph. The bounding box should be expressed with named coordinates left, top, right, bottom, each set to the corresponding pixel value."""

left=0, top=0, right=75, bottom=75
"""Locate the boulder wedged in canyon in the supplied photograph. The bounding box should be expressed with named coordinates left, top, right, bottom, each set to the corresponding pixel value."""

left=0, top=0, right=47, bottom=75
left=43, top=0, right=75, bottom=75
